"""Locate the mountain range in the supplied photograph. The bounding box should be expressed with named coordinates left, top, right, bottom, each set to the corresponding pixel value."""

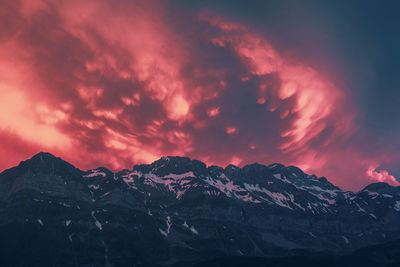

left=0, top=152, right=399, bottom=266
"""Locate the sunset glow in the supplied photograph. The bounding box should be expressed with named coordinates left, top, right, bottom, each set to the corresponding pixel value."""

left=0, top=0, right=399, bottom=190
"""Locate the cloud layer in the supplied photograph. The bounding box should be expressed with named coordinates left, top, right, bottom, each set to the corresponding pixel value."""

left=0, top=0, right=398, bottom=190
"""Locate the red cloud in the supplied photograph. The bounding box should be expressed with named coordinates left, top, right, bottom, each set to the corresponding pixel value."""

left=366, top=166, right=399, bottom=186
left=201, top=13, right=355, bottom=154
left=0, top=1, right=398, bottom=190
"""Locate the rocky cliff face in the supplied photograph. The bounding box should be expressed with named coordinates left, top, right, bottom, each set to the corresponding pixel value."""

left=0, top=152, right=399, bottom=266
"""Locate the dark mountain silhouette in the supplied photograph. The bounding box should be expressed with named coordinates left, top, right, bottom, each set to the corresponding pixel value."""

left=0, top=152, right=399, bottom=266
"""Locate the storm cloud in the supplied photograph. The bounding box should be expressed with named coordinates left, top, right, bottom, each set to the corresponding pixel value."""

left=0, top=0, right=399, bottom=190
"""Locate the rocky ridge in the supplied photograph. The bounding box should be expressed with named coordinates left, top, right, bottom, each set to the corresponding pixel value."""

left=0, top=152, right=399, bottom=266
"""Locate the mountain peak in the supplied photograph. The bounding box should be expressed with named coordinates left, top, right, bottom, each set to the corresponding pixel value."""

left=15, top=152, right=81, bottom=177
left=133, top=156, right=207, bottom=176
left=154, top=155, right=192, bottom=165
left=31, top=151, right=58, bottom=161
left=1, top=155, right=400, bottom=266
left=361, top=182, right=396, bottom=193
left=27, top=152, right=66, bottom=167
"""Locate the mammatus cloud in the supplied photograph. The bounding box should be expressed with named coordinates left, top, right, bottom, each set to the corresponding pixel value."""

left=200, top=13, right=355, bottom=165
left=0, top=0, right=398, bottom=190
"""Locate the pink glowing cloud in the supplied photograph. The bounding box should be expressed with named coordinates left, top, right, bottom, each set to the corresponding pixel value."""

left=225, top=127, right=237, bottom=135
left=0, top=0, right=398, bottom=191
left=207, top=107, right=220, bottom=117
left=202, top=13, right=353, bottom=155
left=366, top=166, right=399, bottom=186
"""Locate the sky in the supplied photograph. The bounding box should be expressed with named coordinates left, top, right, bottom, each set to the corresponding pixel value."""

left=0, top=0, right=399, bottom=190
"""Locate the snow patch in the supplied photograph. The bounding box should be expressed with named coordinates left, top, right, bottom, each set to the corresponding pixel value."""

left=394, top=201, right=400, bottom=212
left=135, top=172, right=195, bottom=199
left=100, top=192, right=111, bottom=198
left=364, top=190, right=379, bottom=199
left=88, top=184, right=100, bottom=190
left=273, top=173, right=290, bottom=183
left=122, top=170, right=141, bottom=184
left=84, top=170, right=106, bottom=178
left=244, top=183, right=292, bottom=209
left=204, top=177, right=259, bottom=203
left=287, top=193, right=305, bottom=210
left=355, top=202, right=366, bottom=213
left=59, top=202, right=71, bottom=207
left=190, top=225, right=199, bottom=235
left=159, top=229, right=167, bottom=237
left=166, top=216, right=172, bottom=234
left=298, top=185, right=338, bottom=205
left=91, top=211, right=102, bottom=230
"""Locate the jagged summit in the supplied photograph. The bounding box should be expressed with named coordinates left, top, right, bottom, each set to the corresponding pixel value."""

left=32, top=151, right=58, bottom=159
left=17, top=152, right=81, bottom=176
left=0, top=153, right=400, bottom=266
left=9, top=152, right=398, bottom=195
left=3, top=152, right=400, bottom=224
left=360, top=182, right=400, bottom=198
left=362, top=182, right=398, bottom=191
left=22, top=152, right=68, bottom=167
